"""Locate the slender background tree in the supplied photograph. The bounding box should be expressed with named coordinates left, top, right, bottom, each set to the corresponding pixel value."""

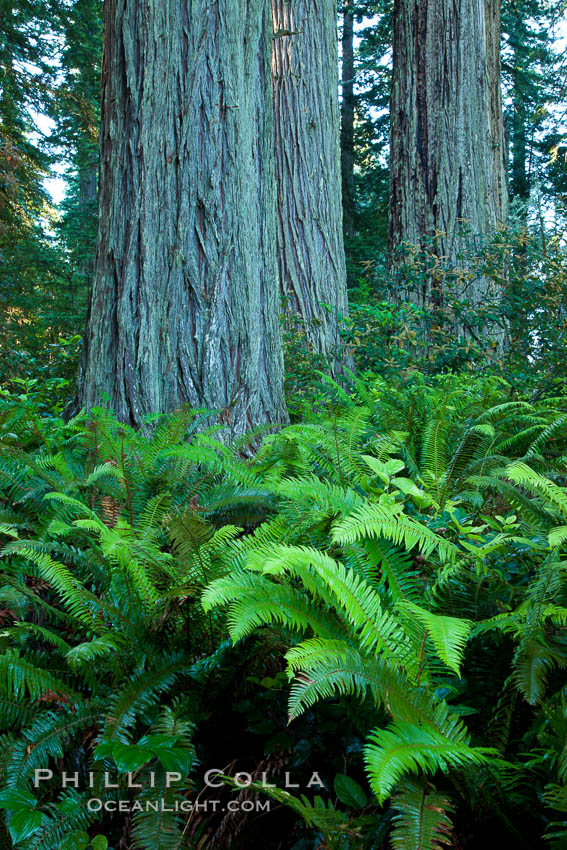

left=341, top=0, right=356, bottom=243
left=0, top=0, right=71, bottom=377
left=52, top=0, right=102, bottom=297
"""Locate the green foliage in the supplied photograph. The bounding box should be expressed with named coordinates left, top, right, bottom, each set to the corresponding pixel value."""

left=1, top=0, right=567, bottom=844
left=341, top=228, right=567, bottom=386
left=0, top=375, right=567, bottom=847
left=0, top=402, right=257, bottom=847
left=0, top=0, right=94, bottom=389
left=201, top=373, right=567, bottom=846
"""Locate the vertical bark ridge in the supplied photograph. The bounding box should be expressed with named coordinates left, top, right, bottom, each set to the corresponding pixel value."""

left=272, top=0, right=348, bottom=369
left=78, top=0, right=287, bottom=434
left=390, top=0, right=508, bottom=325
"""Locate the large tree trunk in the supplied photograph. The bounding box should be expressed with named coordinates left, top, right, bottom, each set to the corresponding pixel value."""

left=340, top=0, right=356, bottom=242
left=77, top=0, right=287, bottom=434
left=390, top=0, right=508, bottom=327
left=272, top=0, right=348, bottom=370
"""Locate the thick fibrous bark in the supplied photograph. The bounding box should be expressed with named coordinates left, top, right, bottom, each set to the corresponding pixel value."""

left=390, top=0, right=508, bottom=312
left=340, top=0, right=355, bottom=242
left=78, top=0, right=287, bottom=434
left=272, top=0, right=348, bottom=367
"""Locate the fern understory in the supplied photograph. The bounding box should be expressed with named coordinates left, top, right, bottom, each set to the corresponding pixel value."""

left=0, top=373, right=566, bottom=849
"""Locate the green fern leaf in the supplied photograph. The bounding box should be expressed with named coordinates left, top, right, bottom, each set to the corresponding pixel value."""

left=390, top=779, right=454, bottom=850
left=364, top=721, right=497, bottom=803
left=397, top=602, right=472, bottom=675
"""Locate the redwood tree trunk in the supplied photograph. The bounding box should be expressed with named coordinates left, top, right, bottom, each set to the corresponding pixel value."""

left=78, top=0, right=287, bottom=434
left=390, top=0, right=508, bottom=320
left=272, top=0, right=348, bottom=368
left=341, top=0, right=355, bottom=242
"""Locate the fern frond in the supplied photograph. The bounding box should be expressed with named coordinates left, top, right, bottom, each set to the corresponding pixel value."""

left=364, top=721, right=497, bottom=803
left=524, top=413, right=567, bottom=460
left=102, top=658, right=191, bottom=742
left=286, top=640, right=388, bottom=717
left=364, top=540, right=422, bottom=603
left=421, top=411, right=449, bottom=487
left=274, top=474, right=364, bottom=516
left=390, top=779, right=454, bottom=850
left=7, top=623, right=71, bottom=655
left=203, top=570, right=344, bottom=642
left=4, top=544, right=101, bottom=625
left=5, top=706, right=101, bottom=788
left=83, top=462, right=122, bottom=488
left=131, top=789, right=186, bottom=850
left=549, top=526, right=567, bottom=548
left=333, top=504, right=458, bottom=562
left=512, top=639, right=564, bottom=705
left=66, top=634, right=125, bottom=670
left=397, top=603, right=472, bottom=675
left=169, top=511, right=214, bottom=560
left=247, top=544, right=410, bottom=661
left=24, top=793, right=97, bottom=850
left=0, top=651, right=73, bottom=702
left=286, top=640, right=468, bottom=745
left=506, top=463, right=567, bottom=519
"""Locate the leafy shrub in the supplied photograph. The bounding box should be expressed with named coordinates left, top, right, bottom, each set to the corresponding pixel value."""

left=344, top=226, right=567, bottom=394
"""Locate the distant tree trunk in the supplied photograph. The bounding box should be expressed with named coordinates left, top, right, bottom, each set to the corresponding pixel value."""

left=508, top=24, right=530, bottom=207
left=77, top=0, right=287, bottom=434
left=341, top=0, right=356, bottom=242
left=78, top=153, right=97, bottom=287
left=390, top=0, right=508, bottom=330
left=78, top=154, right=97, bottom=209
left=272, top=0, right=349, bottom=370
left=511, top=89, right=529, bottom=203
